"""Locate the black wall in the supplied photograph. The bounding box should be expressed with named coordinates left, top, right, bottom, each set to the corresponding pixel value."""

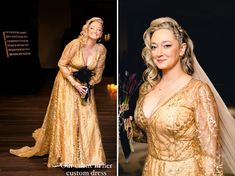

left=0, top=0, right=40, bottom=94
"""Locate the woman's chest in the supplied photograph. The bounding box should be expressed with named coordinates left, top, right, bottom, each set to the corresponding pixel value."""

left=70, top=50, right=98, bottom=69
left=135, top=93, right=196, bottom=135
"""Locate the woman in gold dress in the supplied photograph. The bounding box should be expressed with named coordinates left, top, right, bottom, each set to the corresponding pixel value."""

left=10, top=17, right=106, bottom=168
left=125, top=17, right=228, bottom=175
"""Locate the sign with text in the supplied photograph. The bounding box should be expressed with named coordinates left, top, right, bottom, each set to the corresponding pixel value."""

left=2, top=31, right=31, bottom=58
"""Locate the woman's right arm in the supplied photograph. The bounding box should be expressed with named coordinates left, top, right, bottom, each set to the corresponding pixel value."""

left=124, top=82, right=149, bottom=143
left=58, top=40, right=87, bottom=95
left=132, top=119, right=147, bottom=143
left=124, top=116, right=147, bottom=143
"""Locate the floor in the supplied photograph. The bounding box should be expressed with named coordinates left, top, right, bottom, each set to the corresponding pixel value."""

left=0, top=75, right=117, bottom=176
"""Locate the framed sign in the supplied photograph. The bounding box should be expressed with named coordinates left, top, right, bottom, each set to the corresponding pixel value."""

left=2, top=31, right=31, bottom=58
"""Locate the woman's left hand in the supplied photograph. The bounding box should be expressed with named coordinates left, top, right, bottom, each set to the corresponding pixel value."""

left=74, top=83, right=88, bottom=96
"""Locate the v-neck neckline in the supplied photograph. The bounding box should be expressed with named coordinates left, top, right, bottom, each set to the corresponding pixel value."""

left=81, top=44, right=98, bottom=66
left=141, top=78, right=194, bottom=120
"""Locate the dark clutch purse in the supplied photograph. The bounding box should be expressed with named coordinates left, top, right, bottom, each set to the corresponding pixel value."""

left=72, top=66, right=94, bottom=102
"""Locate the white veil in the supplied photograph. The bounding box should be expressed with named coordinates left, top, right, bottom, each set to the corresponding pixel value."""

left=193, top=57, right=235, bottom=174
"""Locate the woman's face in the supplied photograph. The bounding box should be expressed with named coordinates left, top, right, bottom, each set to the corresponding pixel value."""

left=87, top=21, right=103, bottom=40
left=150, top=28, right=185, bottom=72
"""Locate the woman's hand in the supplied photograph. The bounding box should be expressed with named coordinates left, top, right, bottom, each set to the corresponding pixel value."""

left=74, top=83, right=88, bottom=96
left=124, top=116, right=133, bottom=139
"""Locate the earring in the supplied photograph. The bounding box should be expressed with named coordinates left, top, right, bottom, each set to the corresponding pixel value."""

left=97, top=38, right=102, bottom=43
left=180, top=49, right=186, bottom=57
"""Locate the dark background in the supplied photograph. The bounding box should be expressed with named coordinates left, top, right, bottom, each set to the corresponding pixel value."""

left=0, top=0, right=116, bottom=94
left=119, top=0, right=235, bottom=106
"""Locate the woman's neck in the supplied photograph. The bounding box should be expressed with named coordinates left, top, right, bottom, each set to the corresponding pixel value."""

left=85, top=38, right=97, bottom=49
left=161, top=66, right=187, bottom=83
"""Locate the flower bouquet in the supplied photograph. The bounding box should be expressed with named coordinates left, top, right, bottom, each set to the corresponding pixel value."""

left=73, top=66, right=94, bottom=103
left=119, top=70, right=142, bottom=161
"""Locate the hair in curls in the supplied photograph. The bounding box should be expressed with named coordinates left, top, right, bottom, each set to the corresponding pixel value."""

left=142, top=17, right=196, bottom=87
left=78, top=17, right=104, bottom=47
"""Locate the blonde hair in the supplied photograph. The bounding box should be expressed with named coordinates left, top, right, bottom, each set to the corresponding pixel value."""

left=142, top=17, right=196, bottom=86
left=78, top=17, right=104, bottom=47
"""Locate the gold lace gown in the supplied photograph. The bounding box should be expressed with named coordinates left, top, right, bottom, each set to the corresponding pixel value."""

left=133, top=79, right=223, bottom=176
left=9, top=39, right=106, bottom=168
